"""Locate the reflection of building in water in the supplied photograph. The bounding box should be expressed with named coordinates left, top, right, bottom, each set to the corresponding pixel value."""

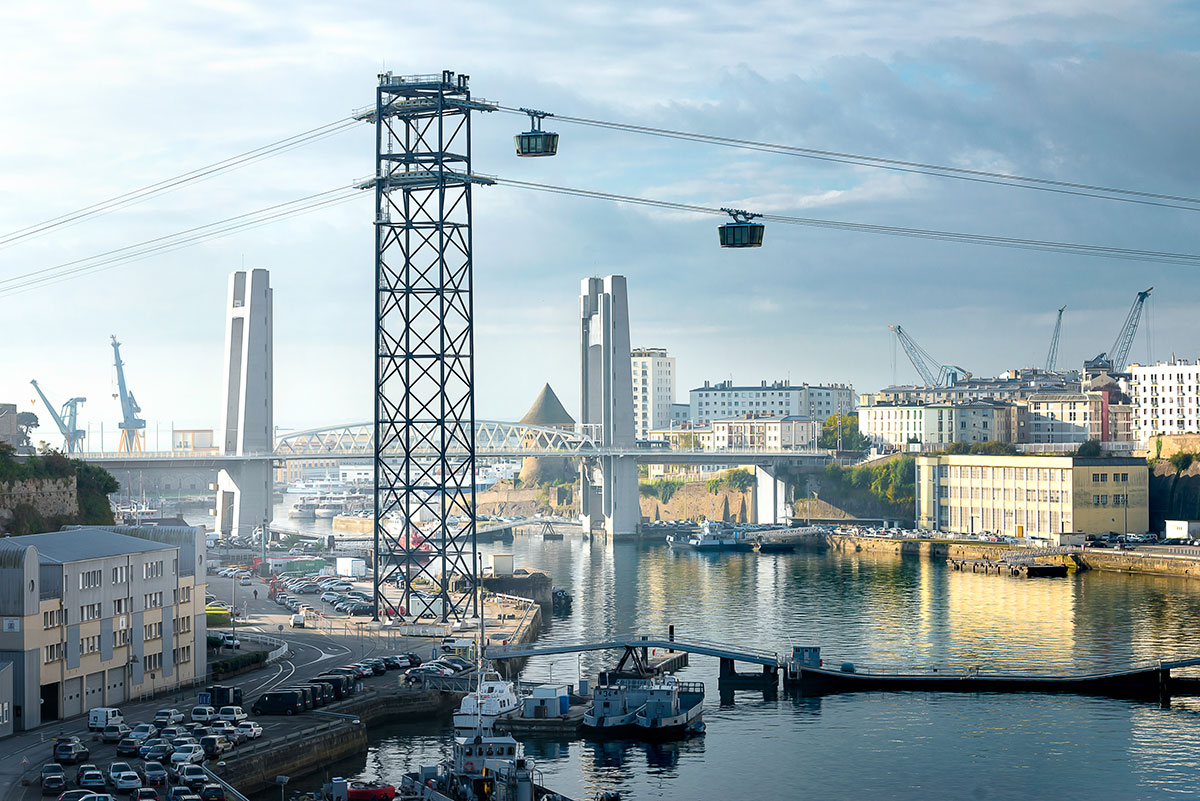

left=943, top=568, right=1078, bottom=669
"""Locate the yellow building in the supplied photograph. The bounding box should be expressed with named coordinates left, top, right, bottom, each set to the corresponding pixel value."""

left=916, top=454, right=1148, bottom=540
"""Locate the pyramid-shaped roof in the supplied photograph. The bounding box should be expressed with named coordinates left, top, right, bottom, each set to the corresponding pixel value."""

left=520, top=384, right=575, bottom=427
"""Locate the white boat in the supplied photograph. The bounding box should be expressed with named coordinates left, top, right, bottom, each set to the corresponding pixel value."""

left=399, top=730, right=571, bottom=801
left=633, top=675, right=705, bottom=737
left=453, top=671, right=521, bottom=731
left=286, top=478, right=349, bottom=494
left=666, top=520, right=755, bottom=551
left=581, top=678, right=653, bottom=732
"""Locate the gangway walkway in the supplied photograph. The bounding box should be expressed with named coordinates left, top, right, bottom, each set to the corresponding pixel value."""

left=486, top=633, right=783, bottom=668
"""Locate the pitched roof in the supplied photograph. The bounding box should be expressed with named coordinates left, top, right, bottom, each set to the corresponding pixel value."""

left=12, top=528, right=176, bottom=564
left=520, top=384, right=575, bottom=427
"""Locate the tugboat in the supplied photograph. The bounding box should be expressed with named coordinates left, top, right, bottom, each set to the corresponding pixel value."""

left=453, top=671, right=521, bottom=732
left=399, top=731, right=572, bottom=800
left=582, top=675, right=705, bottom=739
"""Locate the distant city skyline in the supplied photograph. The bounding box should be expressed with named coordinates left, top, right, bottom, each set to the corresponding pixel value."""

left=2, top=1, right=1197, bottom=439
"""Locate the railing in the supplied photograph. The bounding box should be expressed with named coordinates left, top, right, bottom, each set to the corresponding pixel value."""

left=235, top=632, right=290, bottom=663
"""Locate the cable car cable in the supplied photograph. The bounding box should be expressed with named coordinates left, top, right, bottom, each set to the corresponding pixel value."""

left=495, top=106, right=1200, bottom=212
left=0, top=117, right=358, bottom=250
left=495, top=177, right=1200, bottom=266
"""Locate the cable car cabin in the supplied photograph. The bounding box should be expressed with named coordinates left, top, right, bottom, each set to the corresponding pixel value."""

left=514, top=130, right=559, bottom=157
left=718, top=221, right=765, bottom=248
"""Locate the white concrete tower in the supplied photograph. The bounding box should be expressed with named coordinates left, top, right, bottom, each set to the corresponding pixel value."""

left=215, top=269, right=273, bottom=538
left=580, top=275, right=639, bottom=537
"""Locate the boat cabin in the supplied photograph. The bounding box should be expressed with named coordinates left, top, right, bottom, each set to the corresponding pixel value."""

left=453, top=734, right=520, bottom=776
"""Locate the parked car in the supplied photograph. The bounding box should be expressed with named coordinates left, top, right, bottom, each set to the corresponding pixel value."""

left=115, top=739, right=140, bottom=758
left=41, top=772, right=67, bottom=796
left=168, top=787, right=199, bottom=801
left=404, top=664, right=455, bottom=684
left=437, top=655, right=474, bottom=673
left=360, top=659, right=388, bottom=675
left=190, top=706, right=216, bottom=723
left=199, top=736, right=231, bottom=758
left=142, top=745, right=173, bottom=764
left=113, top=770, right=143, bottom=794
left=177, top=765, right=209, bottom=791
left=105, top=763, right=135, bottom=788
left=142, top=762, right=169, bottom=788
left=209, top=721, right=244, bottom=744
left=138, top=739, right=170, bottom=759
left=250, top=689, right=305, bottom=716
left=220, top=634, right=240, bottom=649
left=216, top=705, right=247, bottom=723
left=134, top=789, right=160, bottom=801
left=77, top=773, right=107, bottom=792
left=55, top=792, right=98, bottom=801
left=198, top=785, right=227, bottom=801
left=74, top=765, right=102, bottom=786
left=235, top=721, right=263, bottom=740
left=153, top=709, right=184, bottom=728
left=128, top=724, right=158, bottom=743
left=168, top=745, right=205, bottom=771
left=53, top=740, right=89, bottom=764
left=382, top=654, right=420, bottom=670
left=101, top=724, right=132, bottom=744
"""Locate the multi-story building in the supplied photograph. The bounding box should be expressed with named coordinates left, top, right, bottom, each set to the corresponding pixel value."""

left=0, top=403, right=19, bottom=449
left=0, top=525, right=207, bottom=732
left=1020, top=391, right=1135, bottom=445
left=690, top=380, right=854, bottom=426
left=870, top=368, right=1078, bottom=406
left=858, top=400, right=1017, bottom=450
left=631, top=348, right=676, bottom=441
left=669, top=403, right=690, bottom=427
left=915, top=454, right=1148, bottom=540
left=1128, top=360, right=1200, bottom=443
left=711, top=415, right=821, bottom=451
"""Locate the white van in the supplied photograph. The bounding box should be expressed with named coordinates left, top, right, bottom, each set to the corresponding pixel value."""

left=88, top=707, right=125, bottom=731
left=190, top=705, right=216, bottom=722
left=290, top=613, right=306, bottom=628
left=441, top=636, right=476, bottom=652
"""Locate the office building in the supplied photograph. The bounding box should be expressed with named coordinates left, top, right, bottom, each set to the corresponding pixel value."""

left=0, top=526, right=207, bottom=732
left=631, top=348, right=676, bottom=440
left=915, top=454, right=1148, bottom=540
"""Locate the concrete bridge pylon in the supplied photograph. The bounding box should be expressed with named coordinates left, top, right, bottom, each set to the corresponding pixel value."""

left=215, top=268, right=273, bottom=539
left=579, top=275, right=639, bottom=538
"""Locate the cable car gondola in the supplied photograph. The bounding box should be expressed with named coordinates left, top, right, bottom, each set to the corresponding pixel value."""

left=718, top=208, right=764, bottom=248
left=514, top=108, right=559, bottom=157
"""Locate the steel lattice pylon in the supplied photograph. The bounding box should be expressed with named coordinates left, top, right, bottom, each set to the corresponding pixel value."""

left=359, top=70, right=496, bottom=623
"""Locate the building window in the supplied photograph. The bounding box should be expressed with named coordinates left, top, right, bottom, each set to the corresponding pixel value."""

left=173, top=645, right=192, bottom=664
left=144, top=652, right=163, bottom=672
left=112, top=565, right=128, bottom=584
left=43, top=643, right=63, bottom=664
left=143, top=592, right=164, bottom=609
left=80, top=603, right=102, bottom=622
left=144, top=622, right=163, bottom=641
left=80, top=635, right=99, bottom=655
left=78, top=569, right=102, bottom=590
left=43, top=609, right=64, bottom=630
left=143, top=561, right=164, bottom=580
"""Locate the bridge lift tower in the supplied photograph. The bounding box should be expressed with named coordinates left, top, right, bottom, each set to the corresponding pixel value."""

left=29, top=380, right=86, bottom=454
left=355, top=70, right=497, bottom=623
left=110, top=335, right=145, bottom=453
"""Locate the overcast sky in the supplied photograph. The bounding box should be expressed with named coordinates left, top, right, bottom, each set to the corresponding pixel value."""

left=1, top=1, right=1197, bottom=449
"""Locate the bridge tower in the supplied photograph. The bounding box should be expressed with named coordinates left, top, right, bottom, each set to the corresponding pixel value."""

left=361, top=70, right=495, bottom=622
left=215, top=268, right=273, bottom=539
left=579, top=275, right=639, bottom=538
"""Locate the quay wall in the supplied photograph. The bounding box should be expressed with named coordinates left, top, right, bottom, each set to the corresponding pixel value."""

left=220, top=690, right=452, bottom=793
left=815, top=534, right=1200, bottom=580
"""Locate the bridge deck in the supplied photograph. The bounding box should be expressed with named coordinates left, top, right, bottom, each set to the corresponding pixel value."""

left=486, top=633, right=781, bottom=667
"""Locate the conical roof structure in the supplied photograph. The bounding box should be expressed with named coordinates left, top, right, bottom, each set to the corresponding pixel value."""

left=519, top=384, right=575, bottom=428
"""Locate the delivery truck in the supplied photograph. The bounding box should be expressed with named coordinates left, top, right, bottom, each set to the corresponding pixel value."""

left=336, top=557, right=367, bottom=578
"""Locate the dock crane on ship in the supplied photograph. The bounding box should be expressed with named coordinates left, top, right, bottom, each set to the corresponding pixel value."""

left=29, top=380, right=86, bottom=454
left=110, top=335, right=145, bottom=453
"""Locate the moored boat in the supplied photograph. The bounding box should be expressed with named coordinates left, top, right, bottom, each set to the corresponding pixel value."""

left=666, top=520, right=755, bottom=551
left=453, top=671, right=521, bottom=731
left=344, top=781, right=395, bottom=801
left=633, top=675, right=705, bottom=738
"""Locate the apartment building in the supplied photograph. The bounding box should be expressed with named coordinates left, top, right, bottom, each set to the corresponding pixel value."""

left=690, top=380, right=854, bottom=425
left=1021, top=391, right=1134, bottom=445
left=0, top=526, right=207, bottom=732
left=858, top=400, right=1017, bottom=450
left=631, top=348, right=676, bottom=440
left=915, top=454, right=1148, bottom=540
left=711, top=415, right=821, bottom=451
left=1128, top=360, right=1200, bottom=442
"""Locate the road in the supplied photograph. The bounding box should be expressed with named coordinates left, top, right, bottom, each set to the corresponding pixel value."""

left=3, top=572, right=444, bottom=801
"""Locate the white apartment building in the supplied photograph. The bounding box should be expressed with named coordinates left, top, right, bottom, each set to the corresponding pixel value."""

left=711, top=415, right=821, bottom=451
left=690, top=380, right=854, bottom=425
left=1128, top=360, right=1200, bottom=442
left=631, top=348, right=676, bottom=440
left=859, top=400, right=1017, bottom=450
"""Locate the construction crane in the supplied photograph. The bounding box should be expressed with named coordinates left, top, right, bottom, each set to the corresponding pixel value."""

left=110, top=335, right=145, bottom=453
left=29, top=380, right=86, bottom=454
left=889, top=325, right=971, bottom=388
left=1107, top=287, right=1153, bottom=373
left=1044, top=305, right=1066, bottom=372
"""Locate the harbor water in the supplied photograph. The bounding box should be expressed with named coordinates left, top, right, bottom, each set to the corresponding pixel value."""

left=264, top=510, right=1200, bottom=800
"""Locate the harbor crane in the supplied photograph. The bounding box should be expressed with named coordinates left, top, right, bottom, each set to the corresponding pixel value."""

left=110, top=335, right=145, bottom=453
left=889, top=324, right=971, bottom=388
left=1087, top=287, right=1153, bottom=374
left=1044, top=305, right=1066, bottom=372
left=29, top=380, right=86, bottom=454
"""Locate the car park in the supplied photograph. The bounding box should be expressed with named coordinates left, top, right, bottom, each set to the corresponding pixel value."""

left=235, top=721, right=263, bottom=740
left=53, top=740, right=90, bottom=764
left=101, top=724, right=132, bottom=743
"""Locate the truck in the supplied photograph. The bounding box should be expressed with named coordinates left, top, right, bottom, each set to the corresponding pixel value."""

left=335, top=557, right=367, bottom=578
left=1165, top=520, right=1200, bottom=540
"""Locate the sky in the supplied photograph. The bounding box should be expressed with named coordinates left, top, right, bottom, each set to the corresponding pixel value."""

left=1, top=0, right=1198, bottom=449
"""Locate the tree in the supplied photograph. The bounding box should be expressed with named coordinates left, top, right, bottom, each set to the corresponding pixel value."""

left=1076, top=439, right=1103, bottom=458
left=15, top=411, right=38, bottom=447
left=1168, top=452, right=1195, bottom=516
left=819, top=414, right=870, bottom=451
left=968, top=441, right=1019, bottom=456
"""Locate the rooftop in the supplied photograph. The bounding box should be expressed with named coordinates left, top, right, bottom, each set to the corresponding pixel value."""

left=3, top=527, right=177, bottom=564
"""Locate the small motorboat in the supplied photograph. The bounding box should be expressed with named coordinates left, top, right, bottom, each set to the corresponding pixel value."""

left=345, top=781, right=395, bottom=801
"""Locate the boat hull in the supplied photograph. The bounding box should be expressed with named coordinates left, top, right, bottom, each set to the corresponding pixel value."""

left=787, top=664, right=1169, bottom=700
